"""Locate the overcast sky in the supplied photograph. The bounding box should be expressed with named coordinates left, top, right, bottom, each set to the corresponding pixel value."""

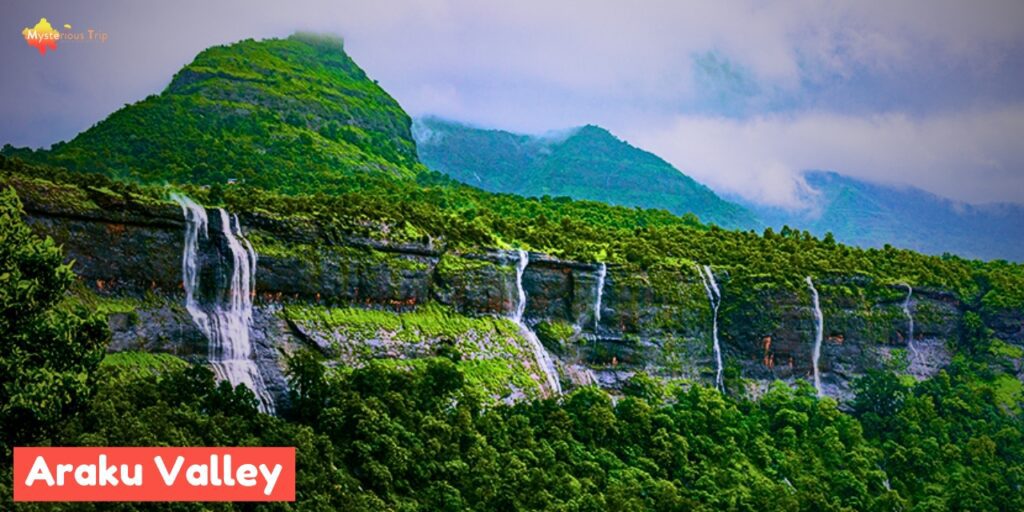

left=4, top=0, right=1024, bottom=208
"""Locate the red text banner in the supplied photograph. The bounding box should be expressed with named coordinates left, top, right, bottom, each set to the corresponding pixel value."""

left=14, top=447, right=295, bottom=502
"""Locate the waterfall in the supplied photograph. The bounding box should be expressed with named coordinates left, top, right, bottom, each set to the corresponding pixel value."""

left=594, top=263, right=607, bottom=331
left=171, top=194, right=275, bottom=413
left=697, top=265, right=724, bottom=392
left=901, top=280, right=925, bottom=376
left=900, top=283, right=918, bottom=364
left=174, top=194, right=210, bottom=334
left=902, top=285, right=915, bottom=344
left=513, top=249, right=562, bottom=396
left=805, top=276, right=824, bottom=397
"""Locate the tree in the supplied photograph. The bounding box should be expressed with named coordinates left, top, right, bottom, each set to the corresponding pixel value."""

left=851, top=370, right=908, bottom=438
left=0, top=188, right=107, bottom=454
left=285, top=348, right=330, bottom=424
left=960, top=311, right=991, bottom=356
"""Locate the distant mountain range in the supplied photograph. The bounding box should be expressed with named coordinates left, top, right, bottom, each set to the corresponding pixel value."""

left=413, top=117, right=758, bottom=230
left=416, top=118, right=1024, bottom=262
left=732, top=171, right=1024, bottom=262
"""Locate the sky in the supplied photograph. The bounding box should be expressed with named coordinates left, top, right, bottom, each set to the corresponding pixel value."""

left=3, top=0, right=1024, bottom=208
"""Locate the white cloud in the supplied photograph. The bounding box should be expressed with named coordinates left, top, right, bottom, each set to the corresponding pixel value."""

left=626, top=107, right=1024, bottom=208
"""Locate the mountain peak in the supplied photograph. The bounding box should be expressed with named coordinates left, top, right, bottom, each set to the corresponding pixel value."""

left=573, top=124, right=612, bottom=137
left=414, top=117, right=758, bottom=229
left=6, top=34, right=417, bottom=193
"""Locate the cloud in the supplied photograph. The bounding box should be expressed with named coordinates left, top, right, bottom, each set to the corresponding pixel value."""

left=626, top=106, right=1024, bottom=208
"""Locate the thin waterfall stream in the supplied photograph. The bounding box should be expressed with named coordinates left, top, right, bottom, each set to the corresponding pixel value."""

left=697, top=264, right=724, bottom=391
left=805, top=276, right=824, bottom=397
left=513, top=250, right=563, bottom=396
left=594, top=263, right=606, bottom=331
left=901, top=283, right=923, bottom=377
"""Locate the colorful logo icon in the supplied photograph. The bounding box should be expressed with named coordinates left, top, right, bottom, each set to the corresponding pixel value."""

left=22, top=17, right=60, bottom=55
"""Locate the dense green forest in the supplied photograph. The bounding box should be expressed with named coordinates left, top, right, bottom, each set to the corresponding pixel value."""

left=1, top=190, right=1023, bottom=510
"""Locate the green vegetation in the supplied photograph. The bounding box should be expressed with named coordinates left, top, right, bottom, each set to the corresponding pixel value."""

left=435, top=252, right=508, bottom=275
left=6, top=148, right=1024, bottom=356
left=1, top=163, right=1024, bottom=510
left=285, top=303, right=523, bottom=346
left=8, top=152, right=1022, bottom=319
left=4, top=34, right=417, bottom=193
left=63, top=283, right=143, bottom=314
left=536, top=319, right=577, bottom=352
left=8, top=340, right=1022, bottom=511
left=0, top=188, right=107, bottom=456
left=991, top=374, right=1023, bottom=413
left=990, top=339, right=1024, bottom=359
left=99, top=351, right=190, bottom=381
left=416, top=118, right=758, bottom=229
left=284, top=304, right=542, bottom=401
left=851, top=363, right=1024, bottom=510
left=982, top=262, right=1024, bottom=309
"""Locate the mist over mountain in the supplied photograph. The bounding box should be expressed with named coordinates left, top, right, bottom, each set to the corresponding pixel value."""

left=413, top=117, right=759, bottom=230
left=733, top=171, right=1024, bottom=262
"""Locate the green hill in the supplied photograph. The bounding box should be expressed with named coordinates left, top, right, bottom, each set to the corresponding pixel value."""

left=414, top=118, right=759, bottom=229
left=3, top=33, right=418, bottom=192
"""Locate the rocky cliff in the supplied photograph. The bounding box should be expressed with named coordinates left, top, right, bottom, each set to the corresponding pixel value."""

left=16, top=190, right=1023, bottom=408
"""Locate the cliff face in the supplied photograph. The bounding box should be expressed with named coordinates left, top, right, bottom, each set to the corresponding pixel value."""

left=19, top=195, right=1023, bottom=408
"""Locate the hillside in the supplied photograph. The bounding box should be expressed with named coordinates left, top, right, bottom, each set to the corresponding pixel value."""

left=5, top=147, right=1024, bottom=509
left=414, top=117, right=759, bottom=230
left=736, top=171, right=1024, bottom=261
left=2, top=33, right=1024, bottom=510
left=2, top=33, right=418, bottom=192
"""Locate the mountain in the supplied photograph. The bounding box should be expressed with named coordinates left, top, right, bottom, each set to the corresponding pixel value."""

left=3, top=33, right=418, bottom=192
left=3, top=31, right=1024, bottom=510
left=734, top=171, right=1024, bottom=261
left=413, top=117, right=759, bottom=230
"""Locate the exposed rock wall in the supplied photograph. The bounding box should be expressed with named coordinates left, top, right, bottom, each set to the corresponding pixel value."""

left=19, top=197, right=1022, bottom=408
